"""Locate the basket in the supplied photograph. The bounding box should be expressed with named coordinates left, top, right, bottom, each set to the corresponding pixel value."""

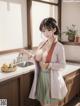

left=1, top=65, right=17, bottom=73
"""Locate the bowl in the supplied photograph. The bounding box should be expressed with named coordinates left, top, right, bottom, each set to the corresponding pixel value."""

left=1, top=64, right=17, bottom=73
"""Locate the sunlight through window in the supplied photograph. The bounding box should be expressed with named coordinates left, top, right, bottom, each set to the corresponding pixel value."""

left=32, top=1, right=58, bottom=47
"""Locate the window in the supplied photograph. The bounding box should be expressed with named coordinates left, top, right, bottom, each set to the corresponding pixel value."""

left=31, top=0, right=60, bottom=47
left=0, top=0, right=27, bottom=53
left=0, top=0, right=61, bottom=54
left=40, top=0, right=58, bottom=3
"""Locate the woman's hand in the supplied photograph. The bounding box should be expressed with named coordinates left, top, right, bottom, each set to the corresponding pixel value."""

left=34, top=54, right=42, bottom=62
left=40, top=62, right=49, bottom=70
left=19, top=49, right=34, bottom=59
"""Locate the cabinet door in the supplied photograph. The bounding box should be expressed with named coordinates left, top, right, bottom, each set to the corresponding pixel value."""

left=64, top=72, right=80, bottom=104
left=0, top=78, right=20, bottom=106
left=20, top=71, right=34, bottom=106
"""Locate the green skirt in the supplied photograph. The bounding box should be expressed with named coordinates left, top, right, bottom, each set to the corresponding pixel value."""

left=35, top=70, right=58, bottom=104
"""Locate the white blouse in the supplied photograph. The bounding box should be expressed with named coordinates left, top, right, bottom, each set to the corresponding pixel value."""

left=49, top=42, right=66, bottom=70
left=48, top=42, right=68, bottom=99
left=29, top=41, right=68, bottom=100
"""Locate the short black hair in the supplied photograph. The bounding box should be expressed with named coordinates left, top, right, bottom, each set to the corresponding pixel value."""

left=39, top=17, right=60, bottom=35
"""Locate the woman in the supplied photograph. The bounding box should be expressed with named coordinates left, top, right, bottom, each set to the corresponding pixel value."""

left=21, top=17, right=68, bottom=106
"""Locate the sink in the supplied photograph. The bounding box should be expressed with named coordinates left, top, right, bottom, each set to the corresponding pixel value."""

left=17, top=61, right=33, bottom=67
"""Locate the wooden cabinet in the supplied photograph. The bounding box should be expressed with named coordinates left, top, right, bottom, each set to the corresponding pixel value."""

left=0, top=69, right=80, bottom=106
left=0, top=71, right=34, bottom=106
left=0, top=78, right=20, bottom=106
left=64, top=70, right=80, bottom=105
left=20, top=72, right=34, bottom=106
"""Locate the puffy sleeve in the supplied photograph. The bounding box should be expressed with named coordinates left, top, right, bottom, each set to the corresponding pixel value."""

left=49, top=43, right=66, bottom=70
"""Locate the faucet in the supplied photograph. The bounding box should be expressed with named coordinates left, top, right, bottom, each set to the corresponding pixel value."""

left=16, top=53, right=23, bottom=63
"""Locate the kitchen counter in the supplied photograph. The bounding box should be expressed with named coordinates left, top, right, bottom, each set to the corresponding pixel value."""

left=0, top=63, right=80, bottom=106
left=0, top=65, right=35, bottom=82
left=61, top=63, right=80, bottom=77
left=0, top=63, right=80, bottom=82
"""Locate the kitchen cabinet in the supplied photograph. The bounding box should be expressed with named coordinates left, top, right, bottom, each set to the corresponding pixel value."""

left=0, top=71, right=34, bottom=106
left=64, top=69, right=80, bottom=104
left=0, top=65, right=80, bottom=106
left=20, top=72, right=34, bottom=106
left=0, top=77, right=20, bottom=106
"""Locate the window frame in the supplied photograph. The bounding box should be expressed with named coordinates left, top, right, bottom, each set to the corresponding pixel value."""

left=0, top=0, right=28, bottom=55
left=0, top=0, right=61, bottom=55
left=27, top=0, right=62, bottom=49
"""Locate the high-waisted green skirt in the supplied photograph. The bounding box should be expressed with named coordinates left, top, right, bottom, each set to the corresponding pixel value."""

left=35, top=70, right=58, bottom=104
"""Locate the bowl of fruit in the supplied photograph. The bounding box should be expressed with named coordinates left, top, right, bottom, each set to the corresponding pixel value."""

left=1, top=63, right=17, bottom=73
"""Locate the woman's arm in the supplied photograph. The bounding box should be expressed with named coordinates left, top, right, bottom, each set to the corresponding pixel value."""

left=49, top=44, right=66, bottom=70
left=19, top=49, right=34, bottom=60
left=20, top=41, right=44, bottom=61
left=34, top=41, right=46, bottom=61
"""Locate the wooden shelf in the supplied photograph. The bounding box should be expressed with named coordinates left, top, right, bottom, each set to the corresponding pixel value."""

left=61, top=41, right=80, bottom=46
left=66, top=60, right=80, bottom=64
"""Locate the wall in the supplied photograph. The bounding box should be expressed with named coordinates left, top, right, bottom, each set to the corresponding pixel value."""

left=61, top=1, right=80, bottom=41
left=0, top=53, right=19, bottom=66
left=61, top=1, right=80, bottom=62
left=64, top=45, right=80, bottom=62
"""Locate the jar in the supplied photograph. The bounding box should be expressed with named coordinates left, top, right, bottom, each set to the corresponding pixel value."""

left=75, top=36, right=80, bottom=43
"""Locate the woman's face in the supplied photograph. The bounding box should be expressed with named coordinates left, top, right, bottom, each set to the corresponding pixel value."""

left=42, top=28, right=56, bottom=39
